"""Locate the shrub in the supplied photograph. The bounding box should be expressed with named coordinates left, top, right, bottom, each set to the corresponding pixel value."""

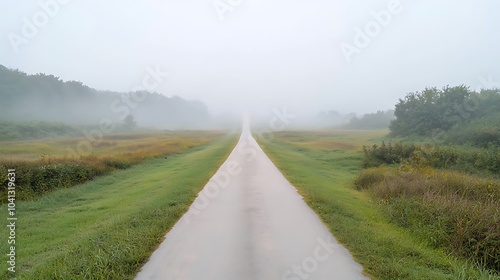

left=0, top=158, right=110, bottom=200
left=362, top=142, right=418, bottom=168
left=445, top=114, right=500, bottom=148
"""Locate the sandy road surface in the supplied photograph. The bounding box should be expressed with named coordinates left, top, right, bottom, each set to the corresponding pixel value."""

left=136, top=122, right=368, bottom=280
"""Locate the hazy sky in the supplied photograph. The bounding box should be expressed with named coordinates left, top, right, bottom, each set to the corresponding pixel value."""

left=1, top=0, right=499, bottom=116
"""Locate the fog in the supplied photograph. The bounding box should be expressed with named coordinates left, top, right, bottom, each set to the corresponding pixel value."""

left=1, top=0, right=499, bottom=124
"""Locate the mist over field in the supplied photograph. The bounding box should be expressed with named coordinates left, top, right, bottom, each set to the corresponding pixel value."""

left=0, top=65, right=212, bottom=129
left=1, top=0, right=499, bottom=127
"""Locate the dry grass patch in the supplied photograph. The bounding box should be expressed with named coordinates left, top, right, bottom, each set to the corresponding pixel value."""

left=0, top=130, right=226, bottom=201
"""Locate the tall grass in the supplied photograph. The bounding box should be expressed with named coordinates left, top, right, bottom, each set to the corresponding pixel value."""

left=355, top=166, right=500, bottom=273
left=0, top=131, right=225, bottom=201
left=260, top=131, right=499, bottom=279
left=0, top=133, right=238, bottom=279
left=362, top=142, right=500, bottom=175
left=0, top=121, right=79, bottom=140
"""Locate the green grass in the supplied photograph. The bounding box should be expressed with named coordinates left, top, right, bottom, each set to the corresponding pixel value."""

left=355, top=167, right=499, bottom=271
left=257, top=130, right=499, bottom=280
left=0, top=133, right=238, bottom=279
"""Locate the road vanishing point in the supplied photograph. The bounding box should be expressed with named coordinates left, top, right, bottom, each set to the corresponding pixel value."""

left=136, top=120, right=368, bottom=280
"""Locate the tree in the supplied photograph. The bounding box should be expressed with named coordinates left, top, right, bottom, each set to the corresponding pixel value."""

left=123, top=114, right=137, bottom=130
left=345, top=110, right=395, bottom=129
left=389, top=85, right=475, bottom=136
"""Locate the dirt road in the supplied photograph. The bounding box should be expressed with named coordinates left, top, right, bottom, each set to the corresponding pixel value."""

left=136, top=121, right=368, bottom=280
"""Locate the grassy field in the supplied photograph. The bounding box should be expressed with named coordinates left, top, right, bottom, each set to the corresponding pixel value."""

left=0, top=132, right=238, bottom=279
left=257, top=130, right=499, bottom=280
left=0, top=130, right=226, bottom=161
left=0, top=130, right=226, bottom=201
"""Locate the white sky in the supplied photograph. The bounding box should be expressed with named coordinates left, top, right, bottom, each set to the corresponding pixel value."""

left=1, top=0, right=499, bottom=116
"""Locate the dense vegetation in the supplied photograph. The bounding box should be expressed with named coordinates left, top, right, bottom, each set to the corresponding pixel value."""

left=259, top=131, right=498, bottom=279
left=356, top=155, right=499, bottom=273
left=345, top=110, right=395, bottom=129
left=0, top=131, right=224, bottom=201
left=389, top=85, right=500, bottom=140
left=362, top=142, right=500, bottom=174
left=444, top=113, right=500, bottom=148
left=0, top=65, right=209, bottom=129
left=354, top=85, right=500, bottom=274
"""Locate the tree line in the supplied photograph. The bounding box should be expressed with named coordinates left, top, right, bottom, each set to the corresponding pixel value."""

left=0, top=65, right=210, bottom=129
left=389, top=85, right=500, bottom=146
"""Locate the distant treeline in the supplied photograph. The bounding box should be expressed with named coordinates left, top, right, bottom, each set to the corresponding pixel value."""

left=0, top=65, right=210, bottom=129
left=344, top=110, right=395, bottom=130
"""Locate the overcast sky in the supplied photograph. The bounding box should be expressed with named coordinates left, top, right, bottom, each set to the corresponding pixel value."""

left=1, top=0, right=499, bottom=116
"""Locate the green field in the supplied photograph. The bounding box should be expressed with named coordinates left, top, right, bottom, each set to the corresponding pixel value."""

left=0, top=132, right=238, bottom=279
left=257, top=130, right=499, bottom=280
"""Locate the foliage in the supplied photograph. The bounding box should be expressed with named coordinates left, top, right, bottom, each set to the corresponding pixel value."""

left=354, top=167, right=500, bottom=272
left=362, top=142, right=500, bottom=174
left=123, top=114, right=137, bottom=130
left=0, top=65, right=210, bottom=128
left=360, top=137, right=500, bottom=273
left=361, top=142, right=418, bottom=167
left=389, top=86, right=500, bottom=137
left=444, top=113, right=500, bottom=148
left=345, top=110, right=395, bottom=129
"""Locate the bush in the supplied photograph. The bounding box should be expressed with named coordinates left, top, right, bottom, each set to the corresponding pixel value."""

left=0, top=158, right=110, bottom=200
left=362, top=142, right=418, bottom=167
left=445, top=113, right=500, bottom=148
